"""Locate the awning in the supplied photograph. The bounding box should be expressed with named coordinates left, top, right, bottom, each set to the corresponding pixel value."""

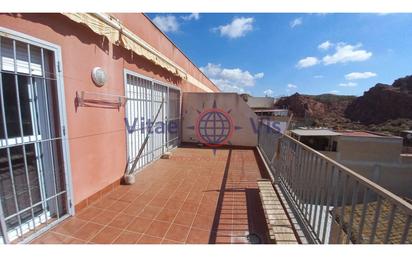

left=62, top=13, right=188, bottom=80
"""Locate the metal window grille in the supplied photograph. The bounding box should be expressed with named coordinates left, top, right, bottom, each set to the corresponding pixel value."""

left=0, top=32, right=71, bottom=244
left=124, top=70, right=181, bottom=173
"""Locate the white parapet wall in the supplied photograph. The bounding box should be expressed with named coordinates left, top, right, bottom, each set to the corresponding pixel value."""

left=182, top=92, right=258, bottom=147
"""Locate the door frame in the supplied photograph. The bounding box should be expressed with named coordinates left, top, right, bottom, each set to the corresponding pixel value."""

left=0, top=27, right=74, bottom=243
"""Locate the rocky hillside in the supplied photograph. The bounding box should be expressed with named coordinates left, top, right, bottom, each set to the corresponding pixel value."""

left=345, top=76, right=412, bottom=124
left=275, top=75, right=412, bottom=135
left=276, top=93, right=356, bottom=128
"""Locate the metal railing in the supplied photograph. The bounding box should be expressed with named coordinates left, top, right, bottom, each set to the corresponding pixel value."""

left=258, top=121, right=412, bottom=244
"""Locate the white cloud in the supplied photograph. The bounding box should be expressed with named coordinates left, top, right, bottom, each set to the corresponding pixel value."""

left=152, top=15, right=179, bottom=33
left=339, top=82, right=358, bottom=87
left=214, top=17, right=254, bottom=39
left=323, top=43, right=372, bottom=65
left=296, top=57, right=320, bottom=69
left=286, top=84, right=298, bottom=94
left=290, top=17, right=303, bottom=28
left=263, top=89, right=274, bottom=96
left=181, top=13, right=200, bottom=21
left=318, top=41, right=333, bottom=50
left=313, top=75, right=324, bottom=79
left=345, top=72, right=377, bottom=80
left=254, top=72, right=264, bottom=79
left=329, top=90, right=340, bottom=94
left=200, top=63, right=264, bottom=93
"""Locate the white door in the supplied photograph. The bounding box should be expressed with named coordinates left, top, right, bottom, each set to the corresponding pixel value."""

left=124, top=70, right=180, bottom=173
left=0, top=31, right=71, bottom=244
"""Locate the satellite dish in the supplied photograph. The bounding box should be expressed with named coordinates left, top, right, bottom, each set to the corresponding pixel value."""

left=91, top=67, right=106, bottom=87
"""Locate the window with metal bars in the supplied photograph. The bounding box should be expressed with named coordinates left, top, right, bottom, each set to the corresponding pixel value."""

left=0, top=33, right=70, bottom=244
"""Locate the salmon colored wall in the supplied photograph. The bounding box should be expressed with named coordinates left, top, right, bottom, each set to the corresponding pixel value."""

left=0, top=13, right=218, bottom=206
left=112, top=13, right=220, bottom=93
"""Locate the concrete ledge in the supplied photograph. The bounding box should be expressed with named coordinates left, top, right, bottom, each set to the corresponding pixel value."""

left=257, top=179, right=299, bottom=244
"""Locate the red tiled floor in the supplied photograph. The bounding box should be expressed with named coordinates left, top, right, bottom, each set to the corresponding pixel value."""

left=164, top=199, right=184, bottom=210
left=174, top=210, right=196, bottom=227
left=138, top=234, right=163, bottom=244
left=90, top=226, right=123, bottom=244
left=126, top=217, right=152, bottom=233
left=138, top=206, right=162, bottom=219
left=92, top=198, right=117, bottom=209
left=91, top=210, right=118, bottom=225
left=108, top=200, right=130, bottom=212
left=161, top=239, right=184, bottom=244
left=164, top=224, right=190, bottom=242
left=31, top=231, right=67, bottom=244
left=108, top=214, right=135, bottom=229
left=51, top=217, right=87, bottom=236
left=192, top=214, right=214, bottom=231
left=148, top=196, right=169, bottom=208
left=72, top=222, right=104, bottom=241
left=156, top=208, right=179, bottom=223
left=144, top=220, right=171, bottom=238
left=31, top=146, right=271, bottom=244
left=113, top=231, right=141, bottom=244
left=77, top=207, right=101, bottom=221
left=186, top=228, right=211, bottom=244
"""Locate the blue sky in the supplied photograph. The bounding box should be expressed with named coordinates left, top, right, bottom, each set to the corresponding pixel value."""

left=147, top=13, right=412, bottom=97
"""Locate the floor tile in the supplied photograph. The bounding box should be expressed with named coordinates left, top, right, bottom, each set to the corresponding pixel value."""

left=155, top=208, right=179, bottom=223
left=164, top=224, right=190, bottom=242
left=164, top=199, right=184, bottom=210
left=126, top=217, right=153, bottom=233
left=138, top=206, right=162, bottom=219
left=91, top=210, right=118, bottom=225
left=51, top=218, right=87, bottom=236
left=31, top=232, right=67, bottom=244
left=90, top=226, right=122, bottom=244
left=180, top=201, right=199, bottom=213
left=192, top=214, right=214, bottom=231
left=72, top=222, right=104, bottom=241
left=108, top=200, right=130, bottom=212
left=185, top=228, right=211, bottom=244
left=77, top=207, right=101, bottom=221
left=173, top=211, right=196, bottom=227
left=145, top=220, right=171, bottom=238
left=108, top=214, right=134, bottom=229
left=138, top=235, right=163, bottom=244
left=113, top=231, right=141, bottom=244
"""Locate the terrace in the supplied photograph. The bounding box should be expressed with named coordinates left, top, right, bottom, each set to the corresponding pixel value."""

left=31, top=146, right=273, bottom=244
left=0, top=13, right=411, bottom=246
left=29, top=120, right=412, bottom=244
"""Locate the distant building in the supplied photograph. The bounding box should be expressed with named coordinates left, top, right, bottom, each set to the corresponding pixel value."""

left=290, top=128, right=412, bottom=198
left=241, top=93, right=289, bottom=124
left=401, top=130, right=412, bottom=153
left=240, top=94, right=275, bottom=109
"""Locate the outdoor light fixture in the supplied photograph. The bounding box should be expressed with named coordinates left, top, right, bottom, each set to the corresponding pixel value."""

left=91, top=67, right=107, bottom=87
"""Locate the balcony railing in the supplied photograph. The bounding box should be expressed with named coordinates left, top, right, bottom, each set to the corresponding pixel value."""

left=258, top=121, right=412, bottom=244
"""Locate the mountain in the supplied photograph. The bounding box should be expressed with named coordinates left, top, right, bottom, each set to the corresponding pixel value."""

left=275, top=93, right=356, bottom=128
left=345, top=76, right=412, bottom=124
left=275, top=75, right=412, bottom=135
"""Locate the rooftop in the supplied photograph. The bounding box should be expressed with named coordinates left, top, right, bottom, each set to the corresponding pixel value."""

left=338, top=130, right=388, bottom=138
left=290, top=129, right=341, bottom=137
